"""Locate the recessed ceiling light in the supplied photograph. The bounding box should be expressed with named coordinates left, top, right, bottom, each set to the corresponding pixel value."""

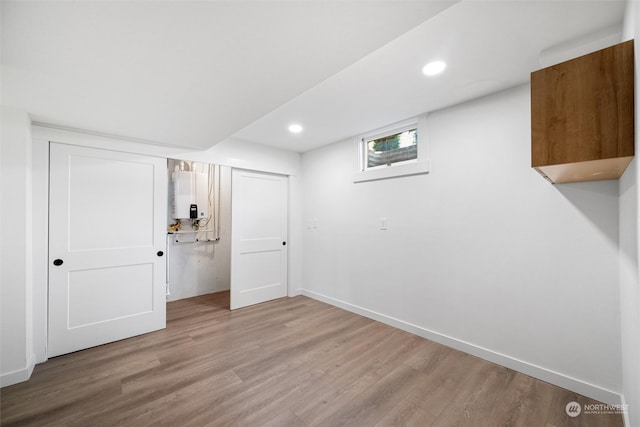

left=422, top=60, right=446, bottom=76
left=288, top=124, right=303, bottom=134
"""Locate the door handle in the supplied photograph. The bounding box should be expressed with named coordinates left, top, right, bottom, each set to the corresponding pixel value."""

left=157, top=251, right=164, bottom=257
left=282, top=241, right=286, bottom=246
left=53, top=259, right=64, bottom=266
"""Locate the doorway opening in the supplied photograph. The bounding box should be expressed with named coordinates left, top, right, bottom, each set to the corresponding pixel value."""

left=166, top=159, right=231, bottom=303
left=166, top=162, right=289, bottom=311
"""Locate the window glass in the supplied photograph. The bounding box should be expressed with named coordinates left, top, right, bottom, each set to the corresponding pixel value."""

left=365, top=128, right=417, bottom=169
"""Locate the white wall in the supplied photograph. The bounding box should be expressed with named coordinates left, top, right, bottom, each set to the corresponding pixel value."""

left=0, top=107, right=35, bottom=386
left=302, top=84, right=623, bottom=404
left=175, top=137, right=301, bottom=177
left=620, top=1, right=640, bottom=425
left=619, top=138, right=638, bottom=427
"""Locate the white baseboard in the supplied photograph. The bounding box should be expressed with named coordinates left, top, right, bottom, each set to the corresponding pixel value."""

left=302, top=289, right=623, bottom=406
left=0, top=352, right=35, bottom=388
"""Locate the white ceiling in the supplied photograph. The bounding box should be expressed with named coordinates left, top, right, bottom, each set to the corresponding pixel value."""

left=2, top=1, right=627, bottom=153
left=234, top=0, right=626, bottom=152
left=1, top=0, right=455, bottom=150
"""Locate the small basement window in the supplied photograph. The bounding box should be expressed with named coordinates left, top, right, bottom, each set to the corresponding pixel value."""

left=364, top=127, right=417, bottom=169
left=354, top=116, right=429, bottom=182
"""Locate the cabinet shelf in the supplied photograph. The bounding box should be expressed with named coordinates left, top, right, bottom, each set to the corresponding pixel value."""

left=531, top=40, right=634, bottom=183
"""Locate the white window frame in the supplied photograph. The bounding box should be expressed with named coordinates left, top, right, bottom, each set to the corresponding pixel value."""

left=353, top=115, right=429, bottom=183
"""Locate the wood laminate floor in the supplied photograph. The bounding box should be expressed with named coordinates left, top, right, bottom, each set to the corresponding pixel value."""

left=0, top=292, right=624, bottom=426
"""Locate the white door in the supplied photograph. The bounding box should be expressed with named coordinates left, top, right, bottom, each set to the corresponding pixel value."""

left=48, top=143, right=167, bottom=357
left=231, top=169, right=288, bottom=310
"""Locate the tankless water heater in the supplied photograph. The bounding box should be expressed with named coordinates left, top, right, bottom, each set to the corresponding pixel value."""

left=170, top=170, right=209, bottom=220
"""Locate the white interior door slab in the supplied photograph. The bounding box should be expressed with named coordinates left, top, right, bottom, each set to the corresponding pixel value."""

left=231, top=169, right=288, bottom=310
left=48, top=143, right=167, bottom=357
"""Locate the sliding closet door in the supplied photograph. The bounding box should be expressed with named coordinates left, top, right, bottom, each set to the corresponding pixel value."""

left=48, top=143, right=167, bottom=357
left=230, top=169, right=288, bottom=310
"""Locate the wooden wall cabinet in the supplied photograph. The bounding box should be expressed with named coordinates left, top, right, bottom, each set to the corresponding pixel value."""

left=531, top=40, right=634, bottom=183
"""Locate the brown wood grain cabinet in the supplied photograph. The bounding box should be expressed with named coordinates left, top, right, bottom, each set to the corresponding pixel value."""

left=531, top=39, right=634, bottom=183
